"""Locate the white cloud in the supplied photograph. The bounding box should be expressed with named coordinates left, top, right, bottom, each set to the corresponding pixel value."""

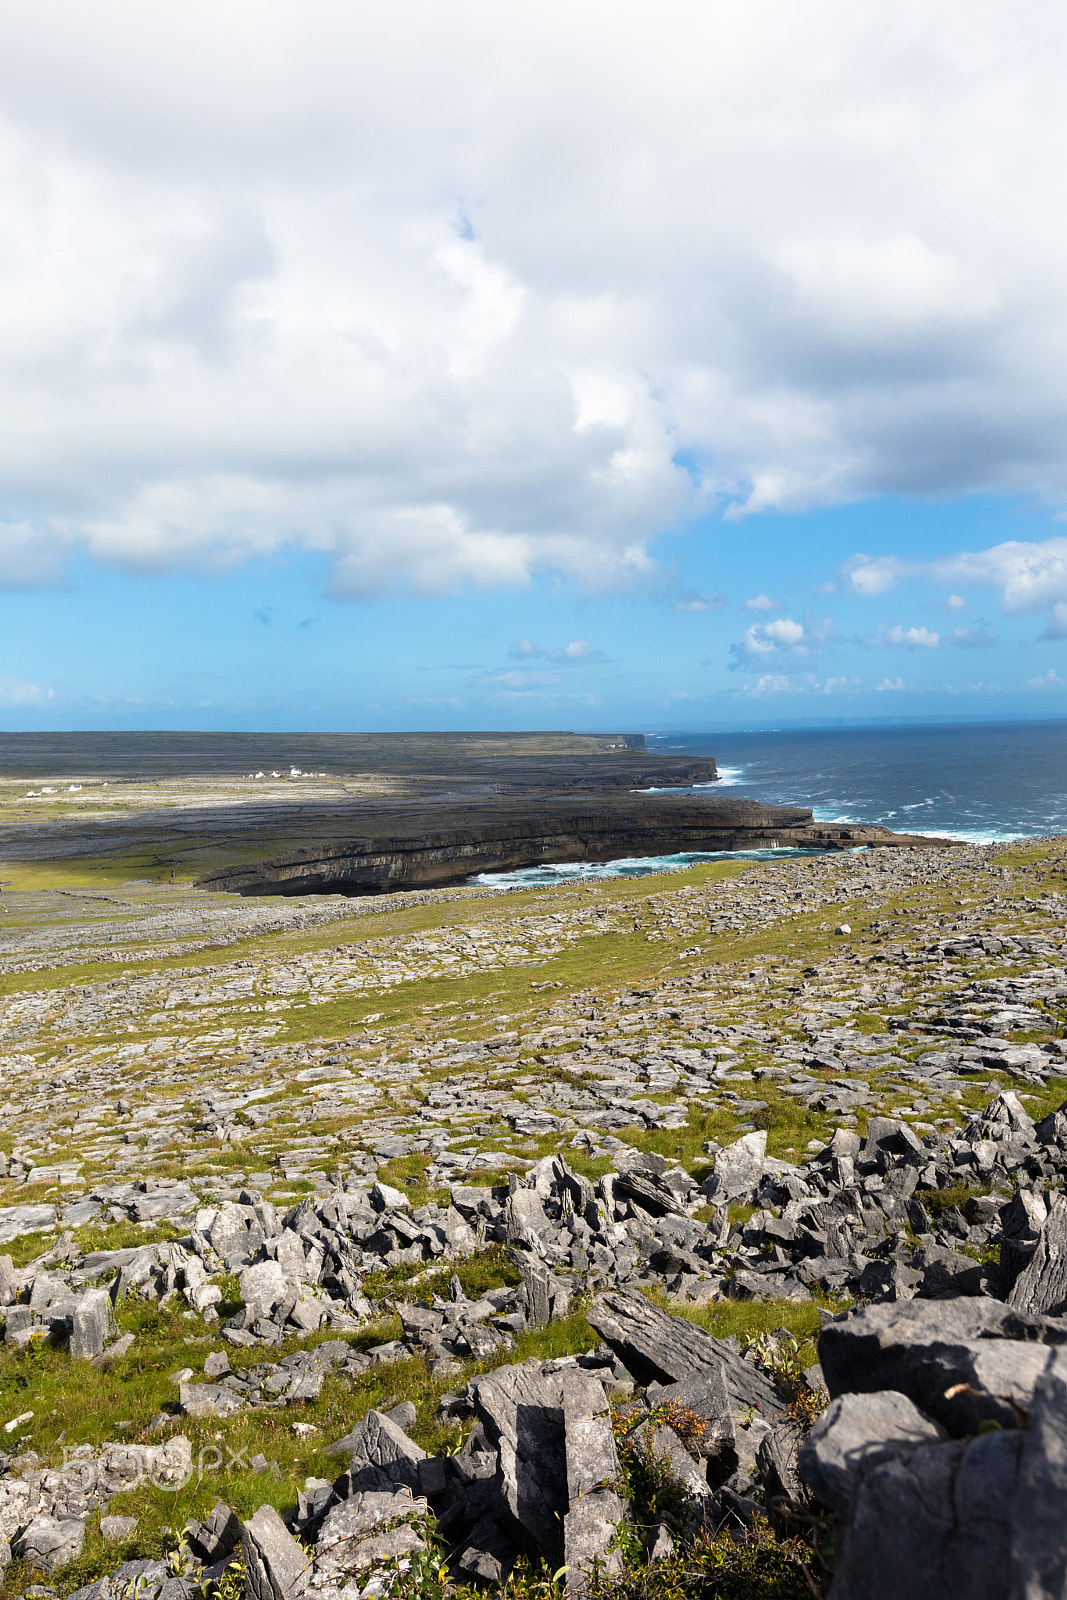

left=674, top=590, right=728, bottom=612
left=0, top=676, right=53, bottom=705
left=1027, top=668, right=1066, bottom=690
left=876, top=677, right=907, bottom=691
left=841, top=537, right=1067, bottom=633
left=732, top=612, right=834, bottom=667
left=866, top=623, right=941, bottom=648
left=744, top=593, right=778, bottom=611
left=508, top=638, right=603, bottom=663
left=1040, top=604, right=1067, bottom=641
left=1, top=4, right=1067, bottom=592
left=748, top=674, right=793, bottom=696
left=840, top=556, right=909, bottom=597
left=739, top=669, right=859, bottom=697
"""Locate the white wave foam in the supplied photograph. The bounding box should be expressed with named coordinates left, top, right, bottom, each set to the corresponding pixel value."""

left=473, top=844, right=841, bottom=888
left=713, top=767, right=744, bottom=786
left=909, top=826, right=1028, bottom=845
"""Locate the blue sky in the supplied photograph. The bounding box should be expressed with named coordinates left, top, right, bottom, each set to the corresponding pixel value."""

left=4, top=3, right=1067, bottom=732
left=6, top=492, right=1067, bottom=730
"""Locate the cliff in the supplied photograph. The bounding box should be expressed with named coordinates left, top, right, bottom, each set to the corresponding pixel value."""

left=195, top=795, right=956, bottom=896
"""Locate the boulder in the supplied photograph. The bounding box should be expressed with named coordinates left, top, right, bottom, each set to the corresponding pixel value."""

left=587, top=1289, right=782, bottom=1418
left=631, top=1419, right=713, bottom=1505
left=328, top=1408, right=426, bottom=1494
left=13, top=1511, right=86, bottom=1571
left=316, top=1487, right=427, bottom=1555
left=701, top=1132, right=767, bottom=1205
left=819, top=1299, right=1067, bottom=1434
left=799, top=1390, right=946, bottom=1514
left=239, top=1261, right=291, bottom=1320
left=646, top=1367, right=736, bottom=1466
left=185, top=1502, right=241, bottom=1566
left=1008, top=1194, right=1067, bottom=1317
left=70, top=1289, right=112, bottom=1360
left=456, top=1515, right=520, bottom=1584
left=1007, top=1348, right=1067, bottom=1599
left=469, top=1363, right=569, bottom=1566
left=827, top=1432, right=1023, bottom=1600
left=563, top=1373, right=627, bottom=1592
left=242, top=1504, right=311, bottom=1600
left=179, top=1382, right=244, bottom=1418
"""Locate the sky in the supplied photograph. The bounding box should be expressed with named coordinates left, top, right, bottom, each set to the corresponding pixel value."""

left=5, top=1, right=1067, bottom=731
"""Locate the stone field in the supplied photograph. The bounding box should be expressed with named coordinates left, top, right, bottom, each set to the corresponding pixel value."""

left=0, top=835, right=1066, bottom=1598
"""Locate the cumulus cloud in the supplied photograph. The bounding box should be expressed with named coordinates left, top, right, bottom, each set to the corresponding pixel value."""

left=865, top=623, right=941, bottom=648
left=841, top=537, right=1067, bottom=634
left=876, top=677, right=907, bottom=691
left=1, top=4, right=1067, bottom=593
left=1027, top=668, right=1066, bottom=690
left=731, top=613, right=834, bottom=667
left=744, top=594, right=778, bottom=611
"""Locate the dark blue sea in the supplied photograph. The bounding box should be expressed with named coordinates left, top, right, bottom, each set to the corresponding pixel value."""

left=477, top=720, right=1067, bottom=886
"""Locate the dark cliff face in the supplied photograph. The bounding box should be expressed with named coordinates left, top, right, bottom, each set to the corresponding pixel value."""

left=195, top=796, right=955, bottom=897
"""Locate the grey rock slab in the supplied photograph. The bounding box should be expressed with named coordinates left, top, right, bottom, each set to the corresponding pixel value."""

left=1008, top=1194, right=1067, bottom=1318
left=382, top=1400, right=417, bottom=1433
left=587, top=1289, right=782, bottom=1418
left=341, top=1522, right=426, bottom=1568
left=613, top=1168, right=688, bottom=1218
left=185, top=1501, right=241, bottom=1565
left=647, top=1367, right=736, bottom=1463
left=329, top=1408, right=426, bottom=1494
left=563, top=1373, right=626, bottom=1594
left=828, top=1431, right=1023, bottom=1600
left=67, top=1558, right=193, bottom=1600
left=469, top=1363, right=606, bottom=1567
left=70, top=1288, right=112, bottom=1360
left=100, top=1515, right=138, bottom=1543
left=239, top=1260, right=291, bottom=1319
left=0, top=1203, right=57, bottom=1244
left=13, top=1511, right=86, bottom=1571
left=179, top=1381, right=244, bottom=1418
left=316, top=1488, right=426, bottom=1553
left=242, top=1503, right=311, bottom=1600
left=1008, top=1347, right=1067, bottom=1600
left=799, top=1390, right=947, bottom=1514
left=819, top=1298, right=1067, bottom=1434
left=700, top=1132, right=767, bottom=1205
left=121, top=1183, right=198, bottom=1223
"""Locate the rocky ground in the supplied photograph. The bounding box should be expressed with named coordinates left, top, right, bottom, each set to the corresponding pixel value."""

left=0, top=835, right=1065, bottom=1597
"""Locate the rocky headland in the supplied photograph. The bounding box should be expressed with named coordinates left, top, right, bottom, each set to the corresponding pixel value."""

left=195, top=796, right=954, bottom=897
left=0, top=732, right=953, bottom=898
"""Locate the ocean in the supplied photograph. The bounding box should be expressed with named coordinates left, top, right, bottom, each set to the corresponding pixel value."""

left=475, top=719, right=1067, bottom=887
left=646, top=720, right=1067, bottom=843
